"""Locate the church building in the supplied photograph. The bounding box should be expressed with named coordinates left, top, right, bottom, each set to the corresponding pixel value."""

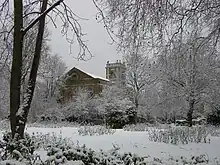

left=58, top=60, right=126, bottom=103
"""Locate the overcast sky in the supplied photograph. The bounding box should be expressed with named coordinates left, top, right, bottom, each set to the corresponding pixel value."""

left=49, top=0, right=121, bottom=78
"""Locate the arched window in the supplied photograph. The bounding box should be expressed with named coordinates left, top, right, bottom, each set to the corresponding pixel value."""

left=71, top=73, right=79, bottom=80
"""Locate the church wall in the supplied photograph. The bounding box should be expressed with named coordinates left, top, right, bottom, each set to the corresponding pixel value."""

left=58, top=68, right=108, bottom=104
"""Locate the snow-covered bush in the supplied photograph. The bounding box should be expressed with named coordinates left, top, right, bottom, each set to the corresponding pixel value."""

left=0, top=160, right=27, bottom=165
left=0, top=131, right=73, bottom=164
left=207, top=126, right=220, bottom=137
left=148, top=126, right=210, bottom=145
left=0, top=132, right=39, bottom=163
left=58, top=90, right=105, bottom=125
left=123, top=123, right=149, bottom=132
left=147, top=154, right=218, bottom=165
left=26, top=132, right=147, bottom=165
left=36, top=106, right=66, bottom=123
left=31, top=132, right=73, bottom=150
left=1, top=131, right=219, bottom=165
left=105, top=108, right=128, bottom=129
left=40, top=85, right=137, bottom=128
left=103, top=106, right=137, bottom=129
left=45, top=142, right=147, bottom=165
left=44, top=141, right=219, bottom=165
left=77, top=125, right=116, bottom=136
left=98, top=85, right=136, bottom=129
left=27, top=121, right=80, bottom=128
left=207, top=110, right=220, bottom=126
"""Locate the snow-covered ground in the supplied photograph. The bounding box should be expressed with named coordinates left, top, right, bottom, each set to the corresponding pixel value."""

left=13, top=128, right=220, bottom=158
left=1, top=126, right=220, bottom=164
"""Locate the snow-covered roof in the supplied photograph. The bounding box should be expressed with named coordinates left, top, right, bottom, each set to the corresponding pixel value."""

left=68, top=67, right=109, bottom=82
left=85, top=71, right=110, bottom=82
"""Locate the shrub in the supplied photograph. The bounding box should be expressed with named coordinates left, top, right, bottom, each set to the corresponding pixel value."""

left=148, top=126, right=210, bottom=145
left=77, top=125, right=116, bottom=136
left=0, top=160, right=27, bottom=165
left=1, top=131, right=219, bottom=165
left=45, top=143, right=147, bottom=165
left=105, top=110, right=128, bottom=129
left=105, top=105, right=137, bottom=129
left=207, top=126, right=220, bottom=137
left=64, top=113, right=104, bottom=125
left=0, top=132, right=39, bottom=163
left=123, top=123, right=149, bottom=132
left=148, top=154, right=215, bottom=165
left=27, top=121, right=79, bottom=128
left=207, top=110, right=220, bottom=126
left=31, top=132, right=147, bottom=165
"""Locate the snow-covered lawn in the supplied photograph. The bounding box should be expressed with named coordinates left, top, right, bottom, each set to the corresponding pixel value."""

left=1, top=126, right=220, bottom=164
left=16, top=128, right=220, bottom=158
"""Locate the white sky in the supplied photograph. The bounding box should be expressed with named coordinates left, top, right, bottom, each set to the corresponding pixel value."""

left=49, top=0, right=122, bottom=78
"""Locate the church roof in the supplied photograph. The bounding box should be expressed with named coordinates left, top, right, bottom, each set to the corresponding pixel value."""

left=66, top=67, right=109, bottom=82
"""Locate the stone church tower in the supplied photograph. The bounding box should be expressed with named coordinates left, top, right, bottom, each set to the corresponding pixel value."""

left=105, top=60, right=126, bottom=86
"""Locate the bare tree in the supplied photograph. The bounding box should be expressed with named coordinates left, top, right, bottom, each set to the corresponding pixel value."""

left=126, top=53, right=155, bottom=113
left=0, top=0, right=91, bottom=138
left=40, top=54, right=67, bottom=99
left=95, top=0, right=220, bottom=51
left=0, top=17, right=54, bottom=121
left=156, top=33, right=220, bottom=125
left=95, top=0, right=220, bottom=126
left=29, top=54, right=66, bottom=122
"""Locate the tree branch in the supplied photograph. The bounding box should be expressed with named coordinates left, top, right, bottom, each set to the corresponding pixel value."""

left=23, top=0, right=63, bottom=35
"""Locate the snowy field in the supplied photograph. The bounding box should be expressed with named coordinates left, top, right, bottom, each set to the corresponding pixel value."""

left=1, top=125, right=220, bottom=164
left=27, top=127, right=220, bottom=158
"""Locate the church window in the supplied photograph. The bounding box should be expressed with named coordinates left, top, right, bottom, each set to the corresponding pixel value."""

left=71, top=73, right=79, bottom=80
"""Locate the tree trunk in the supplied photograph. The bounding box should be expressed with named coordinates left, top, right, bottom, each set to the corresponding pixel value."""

left=187, top=43, right=196, bottom=127
left=10, top=0, right=23, bottom=138
left=15, top=0, right=48, bottom=138
left=134, top=95, right=138, bottom=124
left=134, top=96, right=138, bottom=109
left=187, top=98, right=195, bottom=127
